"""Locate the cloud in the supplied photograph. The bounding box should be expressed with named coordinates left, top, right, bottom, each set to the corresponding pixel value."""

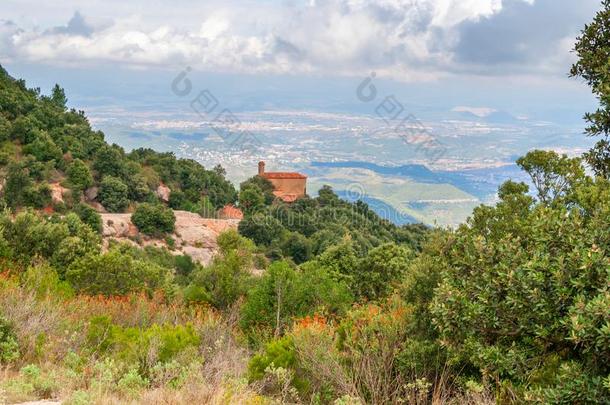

left=452, top=0, right=599, bottom=74
left=0, top=20, right=21, bottom=59
left=46, top=11, right=94, bottom=37
left=0, top=0, right=600, bottom=81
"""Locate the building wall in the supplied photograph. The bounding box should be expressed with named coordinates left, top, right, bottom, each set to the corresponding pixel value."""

left=268, top=178, right=307, bottom=197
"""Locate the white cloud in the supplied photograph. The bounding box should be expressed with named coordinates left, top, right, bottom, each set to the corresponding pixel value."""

left=0, top=0, right=596, bottom=81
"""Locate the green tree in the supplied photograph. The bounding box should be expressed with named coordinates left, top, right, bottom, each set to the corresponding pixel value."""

left=22, top=131, right=62, bottom=163
left=73, top=202, right=102, bottom=233
left=50, top=84, right=67, bottom=109
left=317, top=185, right=340, bottom=206
left=241, top=175, right=276, bottom=204
left=98, top=176, right=129, bottom=212
left=0, top=115, right=11, bottom=142
left=185, top=230, right=255, bottom=309
left=239, top=184, right=265, bottom=214
left=431, top=175, right=610, bottom=402
left=280, top=232, right=312, bottom=264
left=93, top=145, right=126, bottom=179
left=571, top=0, right=610, bottom=177
left=3, top=162, right=33, bottom=207
left=241, top=260, right=353, bottom=338
left=131, top=203, right=175, bottom=237
left=0, top=210, right=70, bottom=265
left=67, top=158, right=93, bottom=194
left=516, top=150, right=584, bottom=205
left=355, top=242, right=412, bottom=300
left=238, top=213, right=285, bottom=246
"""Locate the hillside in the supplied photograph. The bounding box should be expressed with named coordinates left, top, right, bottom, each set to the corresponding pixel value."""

left=0, top=65, right=237, bottom=217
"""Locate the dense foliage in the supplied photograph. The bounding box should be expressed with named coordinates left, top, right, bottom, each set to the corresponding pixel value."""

left=571, top=0, right=610, bottom=177
left=238, top=183, right=428, bottom=263
left=430, top=156, right=610, bottom=402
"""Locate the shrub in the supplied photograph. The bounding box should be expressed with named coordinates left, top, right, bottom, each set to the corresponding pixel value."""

left=98, top=176, right=129, bottom=212
left=238, top=213, right=285, bottom=246
left=86, top=316, right=200, bottom=370
left=186, top=230, right=255, bottom=309
left=291, top=298, right=414, bottom=404
left=431, top=175, right=610, bottom=399
left=73, top=202, right=102, bottom=233
left=21, top=263, right=73, bottom=300
left=66, top=248, right=171, bottom=296
left=131, top=203, right=175, bottom=237
left=240, top=261, right=352, bottom=338
left=1, top=210, right=70, bottom=265
left=248, top=336, right=298, bottom=382
left=187, top=254, right=253, bottom=310
left=248, top=336, right=309, bottom=396
left=67, top=158, right=93, bottom=193
left=117, top=367, right=149, bottom=397
left=354, top=242, right=413, bottom=300
left=0, top=315, right=20, bottom=363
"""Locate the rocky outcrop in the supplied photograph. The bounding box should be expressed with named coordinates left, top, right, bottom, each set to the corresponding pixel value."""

left=156, top=183, right=171, bottom=202
left=85, top=186, right=98, bottom=201
left=99, top=210, right=240, bottom=266
left=49, top=183, right=69, bottom=204
left=101, top=213, right=139, bottom=238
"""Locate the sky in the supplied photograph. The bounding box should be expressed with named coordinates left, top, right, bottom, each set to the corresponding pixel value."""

left=0, top=0, right=602, bottom=124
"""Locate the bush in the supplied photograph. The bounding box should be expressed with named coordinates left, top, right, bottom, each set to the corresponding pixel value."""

left=354, top=242, right=412, bottom=300
left=99, top=176, right=129, bottom=212
left=66, top=248, right=171, bottom=296
left=131, top=203, right=175, bottom=237
left=431, top=175, right=610, bottom=399
left=0, top=315, right=20, bottom=364
left=290, top=298, right=414, bottom=404
left=248, top=336, right=309, bottom=394
left=67, top=158, right=93, bottom=193
left=21, top=263, right=74, bottom=300
left=86, top=316, right=200, bottom=369
left=238, top=213, right=285, bottom=246
left=73, top=202, right=102, bottom=233
left=186, top=230, right=255, bottom=309
left=240, top=261, right=353, bottom=338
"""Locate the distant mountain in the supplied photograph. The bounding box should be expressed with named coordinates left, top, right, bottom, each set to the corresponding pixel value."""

left=311, top=161, right=440, bottom=183
left=450, top=109, right=522, bottom=125
left=311, top=161, right=528, bottom=201
left=336, top=191, right=418, bottom=225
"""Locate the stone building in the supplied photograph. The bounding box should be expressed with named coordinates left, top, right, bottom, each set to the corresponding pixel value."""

left=258, top=161, right=307, bottom=203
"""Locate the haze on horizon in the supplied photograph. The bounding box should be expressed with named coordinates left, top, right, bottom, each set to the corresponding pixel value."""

left=0, top=0, right=600, bottom=123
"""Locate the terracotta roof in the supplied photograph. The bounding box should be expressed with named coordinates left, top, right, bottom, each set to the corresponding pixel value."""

left=218, top=204, right=244, bottom=220
left=262, top=172, right=307, bottom=179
